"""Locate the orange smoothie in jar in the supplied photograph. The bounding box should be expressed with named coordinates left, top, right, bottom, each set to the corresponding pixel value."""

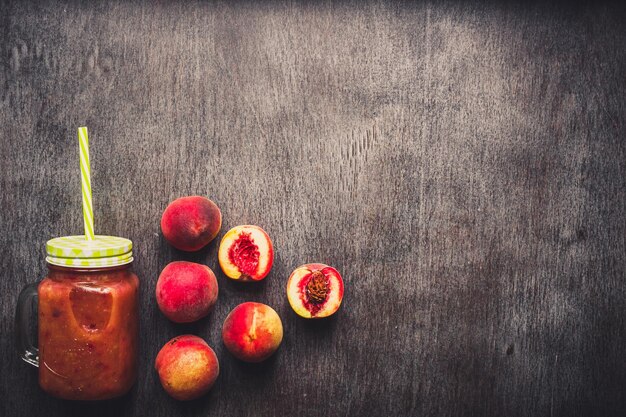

left=38, top=264, right=138, bottom=400
left=13, top=235, right=140, bottom=400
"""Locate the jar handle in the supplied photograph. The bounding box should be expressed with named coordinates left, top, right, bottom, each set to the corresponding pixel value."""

left=15, top=283, right=39, bottom=367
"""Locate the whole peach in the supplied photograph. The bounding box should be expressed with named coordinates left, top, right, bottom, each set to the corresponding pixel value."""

left=222, top=302, right=283, bottom=363
left=161, top=196, right=222, bottom=251
left=155, top=335, right=219, bottom=401
left=156, top=261, right=218, bottom=323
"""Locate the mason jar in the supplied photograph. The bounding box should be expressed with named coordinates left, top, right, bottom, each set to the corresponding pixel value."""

left=16, top=235, right=139, bottom=400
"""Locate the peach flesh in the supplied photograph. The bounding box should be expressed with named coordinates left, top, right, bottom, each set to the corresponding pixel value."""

left=228, top=232, right=260, bottom=278
left=155, top=335, right=219, bottom=401
left=218, top=226, right=273, bottom=281
left=287, top=264, right=344, bottom=319
left=222, top=302, right=283, bottom=363
left=156, top=261, right=218, bottom=323
left=161, top=196, right=222, bottom=252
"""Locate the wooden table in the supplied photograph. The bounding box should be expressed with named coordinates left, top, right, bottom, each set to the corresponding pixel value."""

left=1, top=1, right=625, bottom=416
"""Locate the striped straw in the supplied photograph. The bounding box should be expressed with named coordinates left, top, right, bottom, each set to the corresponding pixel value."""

left=78, top=127, right=95, bottom=240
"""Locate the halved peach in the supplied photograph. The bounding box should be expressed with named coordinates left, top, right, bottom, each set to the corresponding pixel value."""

left=218, top=225, right=273, bottom=281
left=286, top=263, right=344, bottom=318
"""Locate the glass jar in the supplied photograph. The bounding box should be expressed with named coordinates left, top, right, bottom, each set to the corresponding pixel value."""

left=16, top=235, right=139, bottom=400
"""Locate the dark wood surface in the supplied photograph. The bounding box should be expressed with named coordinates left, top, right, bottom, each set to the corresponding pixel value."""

left=1, top=1, right=625, bottom=416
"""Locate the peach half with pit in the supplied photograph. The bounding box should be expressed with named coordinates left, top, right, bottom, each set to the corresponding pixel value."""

left=286, top=263, right=344, bottom=318
left=222, top=302, right=283, bottom=363
left=161, top=196, right=222, bottom=252
left=155, top=335, right=219, bottom=401
left=218, top=225, right=273, bottom=281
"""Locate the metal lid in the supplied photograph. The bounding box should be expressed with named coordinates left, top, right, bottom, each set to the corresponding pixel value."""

left=46, top=235, right=133, bottom=268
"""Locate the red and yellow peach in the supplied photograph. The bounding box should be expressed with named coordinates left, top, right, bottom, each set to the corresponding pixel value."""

left=222, top=302, right=283, bottom=362
left=161, top=196, right=222, bottom=252
left=155, top=335, right=219, bottom=401
left=156, top=261, right=218, bottom=323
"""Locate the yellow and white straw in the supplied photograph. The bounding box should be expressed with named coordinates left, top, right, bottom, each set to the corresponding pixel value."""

left=78, top=126, right=95, bottom=240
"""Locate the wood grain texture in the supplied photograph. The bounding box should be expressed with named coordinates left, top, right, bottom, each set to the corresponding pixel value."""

left=1, top=1, right=625, bottom=416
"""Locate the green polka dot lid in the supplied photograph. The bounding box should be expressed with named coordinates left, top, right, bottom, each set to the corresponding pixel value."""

left=46, top=235, right=133, bottom=268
